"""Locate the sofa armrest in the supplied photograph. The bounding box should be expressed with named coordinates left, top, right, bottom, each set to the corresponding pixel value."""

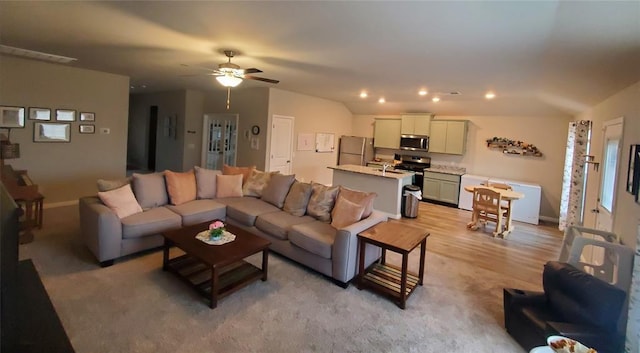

left=332, top=210, right=387, bottom=283
left=79, top=196, right=123, bottom=263
left=504, top=288, right=546, bottom=307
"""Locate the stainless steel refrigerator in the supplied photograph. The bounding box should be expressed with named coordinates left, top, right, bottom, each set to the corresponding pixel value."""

left=338, top=136, right=375, bottom=166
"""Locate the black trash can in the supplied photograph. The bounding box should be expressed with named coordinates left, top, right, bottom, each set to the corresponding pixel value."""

left=402, top=185, right=422, bottom=218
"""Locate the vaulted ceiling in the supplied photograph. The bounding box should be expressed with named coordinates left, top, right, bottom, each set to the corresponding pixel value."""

left=1, top=1, right=638, bottom=117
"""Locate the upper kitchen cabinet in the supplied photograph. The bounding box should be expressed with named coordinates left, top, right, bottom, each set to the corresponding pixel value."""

left=401, top=114, right=432, bottom=136
left=374, top=119, right=401, bottom=149
left=429, top=120, right=468, bottom=155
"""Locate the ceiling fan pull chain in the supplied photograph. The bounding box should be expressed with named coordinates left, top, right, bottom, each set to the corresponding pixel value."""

left=226, top=87, right=231, bottom=110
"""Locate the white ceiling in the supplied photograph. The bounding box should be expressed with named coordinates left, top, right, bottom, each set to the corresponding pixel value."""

left=1, top=1, right=638, bottom=117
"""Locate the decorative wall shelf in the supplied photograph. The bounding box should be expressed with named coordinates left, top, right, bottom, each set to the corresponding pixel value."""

left=486, top=137, right=543, bottom=157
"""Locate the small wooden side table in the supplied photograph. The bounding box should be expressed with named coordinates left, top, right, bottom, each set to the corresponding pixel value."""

left=357, top=221, right=429, bottom=309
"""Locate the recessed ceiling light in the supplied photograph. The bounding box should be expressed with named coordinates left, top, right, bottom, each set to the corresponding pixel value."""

left=432, top=97, right=440, bottom=103
left=378, top=97, right=385, bottom=103
left=360, top=91, right=368, bottom=98
left=418, top=89, right=428, bottom=96
left=485, top=92, right=496, bottom=99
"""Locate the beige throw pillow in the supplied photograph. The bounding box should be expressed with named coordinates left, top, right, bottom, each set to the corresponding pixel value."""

left=337, top=186, right=377, bottom=219
left=306, top=182, right=340, bottom=222
left=97, top=184, right=143, bottom=219
left=331, top=195, right=366, bottom=229
left=223, top=164, right=256, bottom=185
left=261, top=174, right=296, bottom=208
left=243, top=170, right=278, bottom=197
left=216, top=174, right=243, bottom=198
left=164, top=170, right=197, bottom=206
left=283, top=181, right=313, bottom=216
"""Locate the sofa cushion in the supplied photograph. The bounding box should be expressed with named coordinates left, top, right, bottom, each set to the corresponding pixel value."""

left=213, top=196, right=246, bottom=205
left=283, top=181, right=313, bottom=216
left=97, top=184, right=143, bottom=219
left=306, top=182, right=340, bottom=223
left=194, top=166, right=221, bottom=199
left=337, top=186, right=376, bottom=219
left=223, top=164, right=255, bottom=185
left=165, top=170, right=197, bottom=206
left=97, top=177, right=131, bottom=192
left=331, top=196, right=365, bottom=229
left=121, top=207, right=182, bottom=239
left=226, top=198, right=280, bottom=226
left=255, top=211, right=316, bottom=240
left=261, top=174, right=296, bottom=208
left=166, top=199, right=227, bottom=226
left=132, top=172, right=168, bottom=209
left=289, top=221, right=336, bottom=259
left=216, top=174, right=243, bottom=198
left=243, top=170, right=278, bottom=197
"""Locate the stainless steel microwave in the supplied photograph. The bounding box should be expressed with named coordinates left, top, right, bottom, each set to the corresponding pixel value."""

left=400, top=135, right=429, bottom=151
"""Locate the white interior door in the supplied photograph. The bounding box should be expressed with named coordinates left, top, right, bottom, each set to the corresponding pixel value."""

left=595, top=117, right=624, bottom=232
left=201, top=113, right=238, bottom=170
left=268, top=115, right=294, bottom=174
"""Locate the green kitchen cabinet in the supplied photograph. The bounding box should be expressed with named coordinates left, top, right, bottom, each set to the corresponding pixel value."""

left=429, top=120, right=468, bottom=155
left=422, top=171, right=461, bottom=205
left=374, top=119, right=401, bottom=149
left=401, top=114, right=432, bottom=136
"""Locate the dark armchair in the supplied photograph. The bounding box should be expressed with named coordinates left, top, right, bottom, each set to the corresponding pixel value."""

left=503, top=261, right=626, bottom=353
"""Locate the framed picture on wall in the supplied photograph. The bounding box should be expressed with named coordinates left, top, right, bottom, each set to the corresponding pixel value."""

left=28, top=107, right=51, bottom=120
left=56, top=109, right=76, bottom=121
left=34, top=122, right=71, bottom=142
left=80, top=112, right=95, bottom=121
left=0, top=106, right=25, bottom=128
left=79, top=124, right=95, bottom=134
left=628, top=144, right=639, bottom=194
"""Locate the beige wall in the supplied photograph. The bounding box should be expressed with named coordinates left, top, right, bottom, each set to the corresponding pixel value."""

left=0, top=55, right=129, bottom=204
left=268, top=88, right=353, bottom=185
left=352, top=114, right=571, bottom=219
left=578, top=81, right=640, bottom=248
left=183, top=90, right=204, bottom=170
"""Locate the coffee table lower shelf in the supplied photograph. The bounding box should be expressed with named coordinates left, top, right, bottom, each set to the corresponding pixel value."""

left=360, top=263, right=420, bottom=300
left=164, top=254, right=263, bottom=308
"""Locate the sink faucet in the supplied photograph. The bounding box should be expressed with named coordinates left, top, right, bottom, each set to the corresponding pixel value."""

left=382, top=162, right=391, bottom=173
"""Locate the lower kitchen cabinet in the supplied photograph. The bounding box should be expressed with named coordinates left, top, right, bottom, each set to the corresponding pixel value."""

left=423, top=171, right=461, bottom=206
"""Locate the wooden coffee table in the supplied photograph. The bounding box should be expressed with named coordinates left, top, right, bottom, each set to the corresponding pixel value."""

left=162, top=221, right=271, bottom=309
left=357, top=221, right=429, bottom=309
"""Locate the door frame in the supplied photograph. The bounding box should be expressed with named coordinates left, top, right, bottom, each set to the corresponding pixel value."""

left=594, top=116, right=624, bottom=232
left=266, top=114, right=294, bottom=173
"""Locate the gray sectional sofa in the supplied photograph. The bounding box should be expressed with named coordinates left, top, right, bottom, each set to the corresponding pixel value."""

left=79, top=168, right=386, bottom=286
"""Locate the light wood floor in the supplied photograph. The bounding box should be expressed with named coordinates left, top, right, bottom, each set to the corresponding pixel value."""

left=394, top=202, right=564, bottom=284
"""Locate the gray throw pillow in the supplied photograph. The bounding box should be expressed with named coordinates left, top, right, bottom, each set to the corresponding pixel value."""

left=306, top=182, right=340, bottom=222
left=131, top=172, right=168, bottom=209
left=283, top=181, right=313, bottom=216
left=261, top=174, right=296, bottom=208
left=195, top=166, right=221, bottom=199
left=97, top=177, right=131, bottom=192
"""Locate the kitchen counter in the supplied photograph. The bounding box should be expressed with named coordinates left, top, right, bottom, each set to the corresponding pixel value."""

left=330, top=165, right=414, bottom=219
left=329, top=165, right=414, bottom=179
left=425, top=164, right=467, bottom=176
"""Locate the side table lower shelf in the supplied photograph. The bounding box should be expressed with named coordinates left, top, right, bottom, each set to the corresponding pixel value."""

left=360, top=263, right=420, bottom=300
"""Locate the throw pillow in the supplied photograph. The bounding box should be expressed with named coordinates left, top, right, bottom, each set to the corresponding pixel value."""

left=96, top=177, right=131, bottom=192
left=164, top=170, right=197, bottom=206
left=337, top=186, right=377, bottom=219
left=306, top=182, right=340, bottom=222
left=216, top=174, right=243, bottom=198
left=330, top=195, right=366, bottom=229
left=223, top=164, right=256, bottom=185
left=261, top=174, right=296, bottom=208
left=283, top=181, right=313, bottom=216
left=194, top=166, right=221, bottom=199
left=97, top=184, right=143, bottom=219
left=243, top=170, right=279, bottom=197
left=131, top=172, right=168, bottom=210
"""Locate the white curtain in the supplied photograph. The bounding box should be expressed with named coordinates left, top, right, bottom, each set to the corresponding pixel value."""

left=559, top=120, right=592, bottom=231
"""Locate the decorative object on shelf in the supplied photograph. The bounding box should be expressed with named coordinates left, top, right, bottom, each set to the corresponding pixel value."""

left=28, top=107, right=51, bottom=121
left=196, top=221, right=236, bottom=245
left=486, top=137, right=543, bottom=157
left=0, top=106, right=25, bottom=128
left=0, top=127, right=20, bottom=167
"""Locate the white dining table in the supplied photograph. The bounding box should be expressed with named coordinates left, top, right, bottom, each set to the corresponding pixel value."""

left=463, top=185, right=525, bottom=236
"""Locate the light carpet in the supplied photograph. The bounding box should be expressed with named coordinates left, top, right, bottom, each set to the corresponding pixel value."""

left=20, top=205, right=541, bottom=353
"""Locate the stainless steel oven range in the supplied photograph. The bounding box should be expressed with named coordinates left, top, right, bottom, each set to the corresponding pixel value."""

left=394, top=155, right=431, bottom=193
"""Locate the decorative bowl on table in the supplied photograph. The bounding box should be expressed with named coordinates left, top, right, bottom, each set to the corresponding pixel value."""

left=547, top=336, right=597, bottom=353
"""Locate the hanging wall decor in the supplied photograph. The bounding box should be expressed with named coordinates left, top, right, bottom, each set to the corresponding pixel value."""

left=486, top=137, right=543, bottom=157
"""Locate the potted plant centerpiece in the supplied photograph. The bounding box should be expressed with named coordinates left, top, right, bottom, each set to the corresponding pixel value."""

left=209, top=220, right=225, bottom=241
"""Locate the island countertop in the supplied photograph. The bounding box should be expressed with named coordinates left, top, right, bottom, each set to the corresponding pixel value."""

left=328, top=165, right=414, bottom=179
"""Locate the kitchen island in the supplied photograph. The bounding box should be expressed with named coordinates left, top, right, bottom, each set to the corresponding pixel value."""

left=329, top=165, right=414, bottom=219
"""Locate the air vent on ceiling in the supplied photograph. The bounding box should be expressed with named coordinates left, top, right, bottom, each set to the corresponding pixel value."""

left=0, top=44, right=77, bottom=64
left=449, top=91, right=461, bottom=95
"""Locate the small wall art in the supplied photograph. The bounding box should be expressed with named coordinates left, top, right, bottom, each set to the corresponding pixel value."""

left=0, top=106, right=25, bottom=128
left=80, top=112, right=95, bottom=121
left=315, top=133, right=335, bottom=153
left=28, top=107, right=51, bottom=121
left=34, top=122, right=71, bottom=142
left=79, top=124, right=95, bottom=134
left=56, top=109, right=76, bottom=121
left=627, top=144, right=639, bottom=195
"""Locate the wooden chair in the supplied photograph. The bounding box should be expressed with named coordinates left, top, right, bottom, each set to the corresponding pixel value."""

left=468, top=187, right=507, bottom=237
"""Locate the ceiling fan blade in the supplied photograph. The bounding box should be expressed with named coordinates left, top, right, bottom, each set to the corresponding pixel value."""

left=180, top=73, right=218, bottom=77
left=245, top=75, right=279, bottom=84
left=180, top=63, right=218, bottom=73
left=242, top=68, right=262, bottom=74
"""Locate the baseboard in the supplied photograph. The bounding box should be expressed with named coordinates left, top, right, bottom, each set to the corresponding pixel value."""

left=43, top=200, right=78, bottom=209
left=539, top=216, right=559, bottom=224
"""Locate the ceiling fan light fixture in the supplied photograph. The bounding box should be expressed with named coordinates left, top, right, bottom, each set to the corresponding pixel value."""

left=216, top=74, right=243, bottom=88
